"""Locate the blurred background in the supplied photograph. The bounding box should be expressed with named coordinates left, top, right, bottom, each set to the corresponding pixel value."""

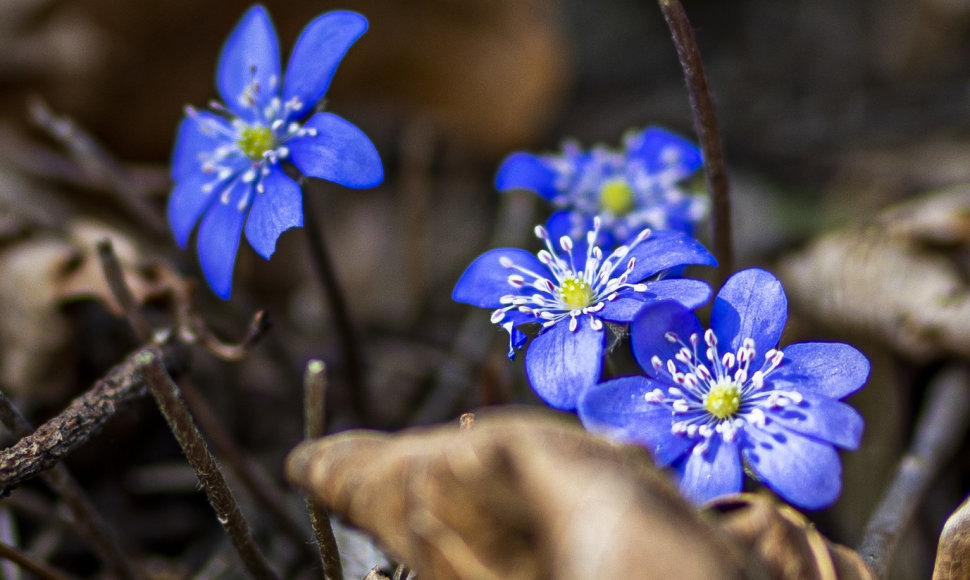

left=2, top=0, right=970, bottom=577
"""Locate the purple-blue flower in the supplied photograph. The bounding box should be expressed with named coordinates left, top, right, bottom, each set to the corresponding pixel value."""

left=495, top=127, right=706, bottom=246
left=452, top=218, right=716, bottom=410
left=578, top=268, right=869, bottom=509
left=169, top=5, right=383, bottom=298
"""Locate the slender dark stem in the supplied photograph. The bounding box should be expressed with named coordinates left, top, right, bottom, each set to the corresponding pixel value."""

left=0, top=540, right=77, bottom=580
left=302, top=191, right=368, bottom=423
left=857, top=365, right=970, bottom=577
left=0, top=391, right=138, bottom=580
left=303, top=360, right=344, bottom=580
left=178, top=379, right=318, bottom=562
left=140, top=352, right=279, bottom=579
left=96, top=238, right=151, bottom=341
left=658, top=0, right=734, bottom=285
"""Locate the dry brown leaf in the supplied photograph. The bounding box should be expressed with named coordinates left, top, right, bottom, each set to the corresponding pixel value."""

left=932, top=493, right=970, bottom=580
left=780, top=185, right=970, bottom=361
left=0, top=219, right=185, bottom=399
left=286, top=407, right=744, bottom=580
left=706, top=494, right=875, bottom=580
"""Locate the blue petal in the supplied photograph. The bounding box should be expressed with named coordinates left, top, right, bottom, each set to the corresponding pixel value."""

left=525, top=319, right=603, bottom=410
left=244, top=166, right=304, bottom=259
left=764, top=393, right=864, bottom=450
left=741, top=422, right=842, bottom=510
left=196, top=181, right=251, bottom=299
left=596, top=295, right=649, bottom=322
left=494, top=152, right=560, bottom=199
left=171, top=112, right=231, bottom=182
left=282, top=11, right=368, bottom=120
left=288, top=112, right=383, bottom=188
left=774, top=342, right=871, bottom=400
left=169, top=170, right=218, bottom=248
left=630, top=301, right=703, bottom=380
left=640, top=278, right=712, bottom=310
left=711, top=268, right=787, bottom=356
left=217, top=5, right=281, bottom=122
left=452, top=248, right=545, bottom=309
left=680, top=437, right=742, bottom=505
left=624, top=229, right=717, bottom=282
left=578, top=376, right=693, bottom=465
left=626, top=127, right=702, bottom=176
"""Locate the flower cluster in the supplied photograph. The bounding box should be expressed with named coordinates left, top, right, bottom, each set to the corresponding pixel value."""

left=578, top=269, right=869, bottom=509
left=495, top=127, right=707, bottom=247
left=453, top=218, right=716, bottom=410
left=169, top=5, right=383, bottom=297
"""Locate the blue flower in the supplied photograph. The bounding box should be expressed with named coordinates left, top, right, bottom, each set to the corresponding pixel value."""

left=169, top=5, right=383, bottom=298
left=495, top=127, right=706, bottom=246
left=452, top=218, right=716, bottom=410
left=578, top=268, right=869, bottom=509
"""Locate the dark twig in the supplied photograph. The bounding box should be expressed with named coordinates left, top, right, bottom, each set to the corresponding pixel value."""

left=177, top=378, right=317, bottom=562
left=0, top=391, right=138, bottom=579
left=27, top=98, right=166, bottom=235
left=140, top=351, right=279, bottom=579
left=303, top=191, right=368, bottom=423
left=658, top=0, right=734, bottom=285
left=184, top=309, right=271, bottom=361
left=0, top=343, right=186, bottom=492
left=303, top=360, right=344, bottom=580
left=0, top=540, right=77, bottom=580
left=96, top=238, right=152, bottom=340
left=858, top=364, right=970, bottom=577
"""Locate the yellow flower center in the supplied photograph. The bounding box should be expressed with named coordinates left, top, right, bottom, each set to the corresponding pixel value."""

left=704, top=380, right=741, bottom=419
left=558, top=277, right=594, bottom=309
left=237, top=126, right=275, bottom=161
left=598, top=178, right=636, bottom=216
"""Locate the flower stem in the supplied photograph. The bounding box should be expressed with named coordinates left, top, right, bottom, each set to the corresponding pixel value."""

left=657, top=0, right=734, bottom=285
left=857, top=364, right=970, bottom=577
left=303, top=360, right=344, bottom=580
left=302, top=191, right=369, bottom=423
left=140, top=352, right=279, bottom=579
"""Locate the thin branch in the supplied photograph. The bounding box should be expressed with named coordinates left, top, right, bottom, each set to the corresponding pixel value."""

left=658, top=0, right=734, bottom=284
left=96, top=238, right=151, bottom=340
left=140, top=351, right=279, bottom=580
left=0, top=343, right=186, bottom=492
left=0, top=391, right=138, bottom=580
left=303, top=360, right=343, bottom=580
left=27, top=98, right=166, bottom=235
left=0, top=540, right=77, bottom=580
left=303, top=191, right=368, bottom=423
left=177, top=378, right=318, bottom=562
left=857, top=364, right=970, bottom=577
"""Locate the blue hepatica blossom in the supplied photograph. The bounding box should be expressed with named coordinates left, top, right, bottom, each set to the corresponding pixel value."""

left=495, top=127, right=706, bottom=246
left=452, top=218, right=716, bottom=411
left=169, top=5, right=383, bottom=298
left=578, top=268, right=869, bottom=509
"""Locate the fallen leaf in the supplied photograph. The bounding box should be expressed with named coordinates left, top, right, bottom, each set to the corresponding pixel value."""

left=707, top=494, right=875, bottom=580
left=781, top=185, right=970, bottom=361
left=286, top=407, right=744, bottom=580
left=932, top=493, right=970, bottom=580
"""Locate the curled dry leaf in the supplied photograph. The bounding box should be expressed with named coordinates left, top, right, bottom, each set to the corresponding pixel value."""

left=287, top=407, right=744, bottom=580
left=781, top=185, right=970, bottom=361
left=0, top=218, right=186, bottom=399
left=932, top=493, right=970, bottom=580
left=706, top=494, right=875, bottom=580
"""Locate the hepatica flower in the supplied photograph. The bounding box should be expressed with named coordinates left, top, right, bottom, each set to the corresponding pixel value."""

left=578, top=268, right=869, bottom=509
left=169, top=5, right=382, bottom=297
left=495, top=127, right=706, bottom=245
left=453, top=218, right=716, bottom=410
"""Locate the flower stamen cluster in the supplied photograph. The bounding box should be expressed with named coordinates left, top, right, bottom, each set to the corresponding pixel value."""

left=645, top=329, right=789, bottom=454
left=490, top=218, right=651, bottom=334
